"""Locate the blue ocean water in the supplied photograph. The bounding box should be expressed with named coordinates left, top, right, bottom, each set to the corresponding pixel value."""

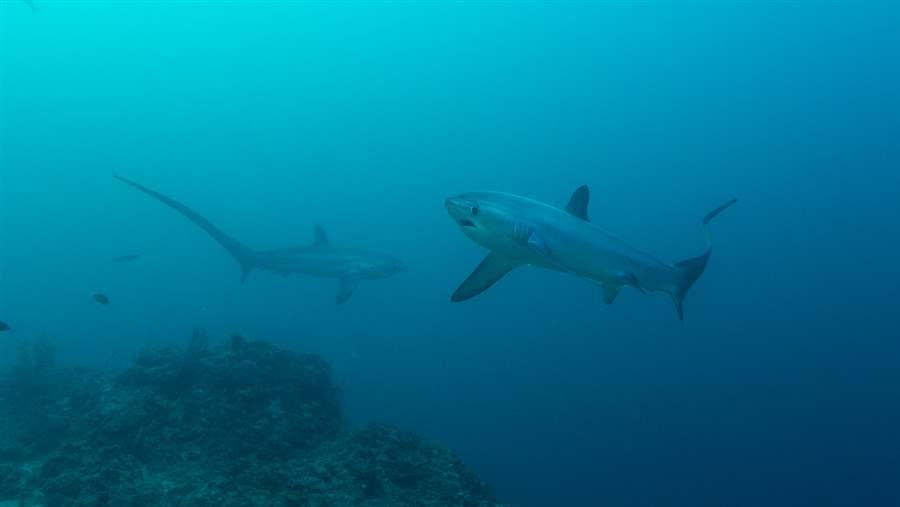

left=2, top=1, right=899, bottom=505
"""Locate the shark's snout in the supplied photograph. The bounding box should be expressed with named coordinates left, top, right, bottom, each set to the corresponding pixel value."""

left=444, top=197, right=463, bottom=214
left=445, top=197, right=477, bottom=228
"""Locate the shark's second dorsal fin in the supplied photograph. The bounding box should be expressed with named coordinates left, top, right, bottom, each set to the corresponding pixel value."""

left=565, top=185, right=590, bottom=222
left=314, top=225, right=329, bottom=246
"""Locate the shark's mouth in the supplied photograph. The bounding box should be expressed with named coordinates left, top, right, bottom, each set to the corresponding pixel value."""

left=458, top=219, right=476, bottom=228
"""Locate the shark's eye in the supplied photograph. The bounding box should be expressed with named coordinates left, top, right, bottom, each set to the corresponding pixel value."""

left=471, top=205, right=479, bottom=216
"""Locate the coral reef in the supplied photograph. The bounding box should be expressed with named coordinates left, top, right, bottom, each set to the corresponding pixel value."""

left=0, top=333, right=502, bottom=506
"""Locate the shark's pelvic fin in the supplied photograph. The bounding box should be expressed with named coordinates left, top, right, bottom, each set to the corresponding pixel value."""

left=672, top=198, right=738, bottom=321
left=565, top=185, right=591, bottom=222
left=114, top=175, right=257, bottom=283
left=314, top=225, right=329, bottom=246
left=616, top=271, right=646, bottom=294
left=451, top=252, right=518, bottom=302
left=336, top=269, right=360, bottom=305
left=602, top=284, right=620, bottom=304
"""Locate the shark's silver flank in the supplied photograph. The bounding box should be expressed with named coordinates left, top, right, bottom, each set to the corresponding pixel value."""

left=445, top=186, right=736, bottom=321
left=115, top=176, right=405, bottom=305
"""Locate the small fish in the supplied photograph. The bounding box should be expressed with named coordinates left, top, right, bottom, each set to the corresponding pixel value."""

left=93, top=293, right=110, bottom=305
left=0, top=321, right=10, bottom=332
left=113, top=254, right=140, bottom=262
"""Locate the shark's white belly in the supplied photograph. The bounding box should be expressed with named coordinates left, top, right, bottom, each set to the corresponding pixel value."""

left=482, top=220, right=680, bottom=294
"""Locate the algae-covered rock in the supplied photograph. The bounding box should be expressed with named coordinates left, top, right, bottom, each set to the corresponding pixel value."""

left=0, top=333, right=502, bottom=506
left=290, top=424, right=499, bottom=507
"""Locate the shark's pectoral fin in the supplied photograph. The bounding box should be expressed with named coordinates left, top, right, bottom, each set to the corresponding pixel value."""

left=336, top=270, right=360, bottom=305
left=451, top=253, right=519, bottom=302
left=602, top=284, right=620, bottom=304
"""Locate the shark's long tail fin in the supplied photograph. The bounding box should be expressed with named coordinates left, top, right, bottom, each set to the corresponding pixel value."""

left=672, top=198, right=737, bottom=321
left=114, top=175, right=257, bottom=283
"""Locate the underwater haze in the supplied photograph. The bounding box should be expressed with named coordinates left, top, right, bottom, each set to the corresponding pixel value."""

left=2, top=1, right=900, bottom=506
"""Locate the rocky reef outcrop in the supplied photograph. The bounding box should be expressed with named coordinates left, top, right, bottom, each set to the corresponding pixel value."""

left=0, top=332, right=501, bottom=507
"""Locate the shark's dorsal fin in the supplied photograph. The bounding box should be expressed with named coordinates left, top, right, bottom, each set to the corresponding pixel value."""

left=565, top=185, right=590, bottom=222
left=451, top=252, right=518, bottom=302
left=314, top=225, right=329, bottom=246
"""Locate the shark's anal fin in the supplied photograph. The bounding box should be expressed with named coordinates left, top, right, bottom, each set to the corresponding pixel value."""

left=451, top=252, right=518, bottom=302
left=602, top=284, right=620, bottom=304
left=565, top=185, right=591, bottom=222
left=336, top=269, right=360, bottom=305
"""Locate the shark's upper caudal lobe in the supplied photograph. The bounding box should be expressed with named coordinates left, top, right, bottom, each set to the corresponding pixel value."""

left=115, top=176, right=405, bottom=305
left=446, top=186, right=736, bottom=321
